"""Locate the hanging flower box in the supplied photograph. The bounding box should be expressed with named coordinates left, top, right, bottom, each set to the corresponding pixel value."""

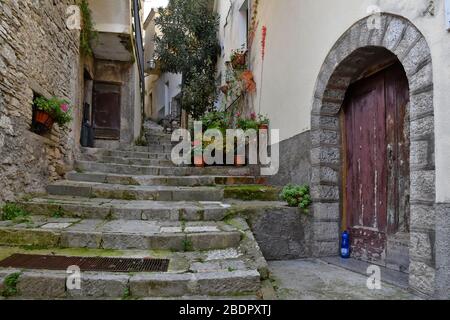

left=32, top=96, right=73, bottom=134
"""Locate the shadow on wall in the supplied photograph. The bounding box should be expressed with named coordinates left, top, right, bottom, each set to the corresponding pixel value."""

left=266, top=131, right=311, bottom=187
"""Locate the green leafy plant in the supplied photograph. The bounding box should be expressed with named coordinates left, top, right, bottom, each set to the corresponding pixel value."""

left=134, top=135, right=148, bottom=147
left=182, top=238, right=194, bottom=252
left=79, top=0, right=98, bottom=56
left=34, top=96, right=73, bottom=126
left=1, top=203, right=30, bottom=222
left=280, top=184, right=312, bottom=214
left=2, top=272, right=21, bottom=297
left=51, top=207, right=65, bottom=218
left=258, top=114, right=269, bottom=126
left=236, top=112, right=259, bottom=131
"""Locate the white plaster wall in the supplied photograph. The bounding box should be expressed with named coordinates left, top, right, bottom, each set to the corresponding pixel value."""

left=216, top=0, right=250, bottom=85
left=217, top=0, right=450, bottom=202
left=89, top=0, right=131, bottom=34
left=147, top=73, right=182, bottom=121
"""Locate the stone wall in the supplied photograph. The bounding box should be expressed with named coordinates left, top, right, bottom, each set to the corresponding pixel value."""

left=246, top=207, right=313, bottom=260
left=266, top=131, right=311, bottom=187
left=0, top=0, right=82, bottom=202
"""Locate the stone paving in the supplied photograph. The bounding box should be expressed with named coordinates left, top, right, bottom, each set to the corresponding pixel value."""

left=268, top=259, right=420, bottom=300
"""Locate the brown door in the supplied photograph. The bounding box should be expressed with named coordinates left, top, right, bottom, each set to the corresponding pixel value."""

left=343, top=62, right=409, bottom=263
left=93, top=82, right=121, bottom=140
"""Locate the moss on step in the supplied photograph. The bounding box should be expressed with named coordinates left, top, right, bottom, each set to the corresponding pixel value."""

left=1, top=272, right=21, bottom=298
left=0, top=246, right=137, bottom=261
left=224, top=185, right=280, bottom=201
left=0, top=229, right=60, bottom=248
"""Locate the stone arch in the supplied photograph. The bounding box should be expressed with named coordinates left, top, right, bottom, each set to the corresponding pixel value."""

left=310, top=14, right=435, bottom=295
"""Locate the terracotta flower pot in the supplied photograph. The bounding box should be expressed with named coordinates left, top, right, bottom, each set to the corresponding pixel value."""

left=194, top=156, right=205, bottom=167
left=33, top=110, right=54, bottom=133
left=235, top=155, right=246, bottom=167
left=219, top=85, right=229, bottom=95
left=259, top=124, right=269, bottom=130
left=231, top=53, right=246, bottom=69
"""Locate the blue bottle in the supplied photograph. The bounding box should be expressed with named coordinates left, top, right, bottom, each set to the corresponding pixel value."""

left=340, top=231, right=350, bottom=259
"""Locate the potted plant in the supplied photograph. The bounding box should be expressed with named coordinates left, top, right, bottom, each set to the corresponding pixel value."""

left=33, top=96, right=72, bottom=133
left=234, top=153, right=246, bottom=167
left=240, top=70, right=256, bottom=93
left=192, top=145, right=204, bottom=167
left=230, top=48, right=247, bottom=70
left=236, top=112, right=259, bottom=131
left=258, top=114, right=270, bottom=130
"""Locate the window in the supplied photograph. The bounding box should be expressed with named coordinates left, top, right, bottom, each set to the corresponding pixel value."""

left=239, top=0, right=249, bottom=50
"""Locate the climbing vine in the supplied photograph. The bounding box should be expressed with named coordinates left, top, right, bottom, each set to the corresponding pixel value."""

left=248, top=0, right=260, bottom=49
left=79, top=0, right=97, bottom=56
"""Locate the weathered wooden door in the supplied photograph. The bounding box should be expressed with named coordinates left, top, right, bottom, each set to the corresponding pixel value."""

left=93, top=82, right=121, bottom=140
left=343, top=62, right=409, bottom=263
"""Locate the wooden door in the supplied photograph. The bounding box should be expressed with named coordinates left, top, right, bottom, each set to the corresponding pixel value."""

left=93, top=82, right=121, bottom=140
left=343, top=62, right=409, bottom=263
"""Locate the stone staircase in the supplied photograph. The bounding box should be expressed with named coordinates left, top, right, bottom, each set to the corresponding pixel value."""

left=0, top=123, right=280, bottom=299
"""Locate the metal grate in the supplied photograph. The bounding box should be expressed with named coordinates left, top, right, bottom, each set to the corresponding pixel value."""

left=0, top=254, right=170, bottom=273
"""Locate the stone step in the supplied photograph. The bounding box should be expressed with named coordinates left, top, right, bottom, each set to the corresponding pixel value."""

left=0, top=219, right=241, bottom=251
left=74, top=161, right=252, bottom=176
left=119, top=145, right=174, bottom=153
left=85, top=155, right=175, bottom=167
left=145, top=135, right=174, bottom=144
left=66, top=172, right=265, bottom=187
left=81, top=148, right=172, bottom=160
left=0, top=246, right=260, bottom=299
left=46, top=181, right=225, bottom=201
left=18, top=197, right=229, bottom=221
left=66, top=172, right=216, bottom=186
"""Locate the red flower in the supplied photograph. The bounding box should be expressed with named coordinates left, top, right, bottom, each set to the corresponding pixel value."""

left=60, top=104, right=69, bottom=112
left=261, top=26, right=267, bottom=60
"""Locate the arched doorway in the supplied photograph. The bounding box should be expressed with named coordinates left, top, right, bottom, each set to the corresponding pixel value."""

left=310, top=14, right=435, bottom=295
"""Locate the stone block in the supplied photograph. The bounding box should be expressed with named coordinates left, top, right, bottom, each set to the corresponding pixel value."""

left=17, top=272, right=66, bottom=298
left=402, top=37, right=430, bottom=76
left=147, top=234, right=185, bottom=251
left=313, top=222, right=339, bottom=241
left=410, top=140, right=429, bottom=168
left=394, top=25, right=421, bottom=59
left=410, top=91, right=433, bottom=119
left=311, top=185, right=339, bottom=201
left=410, top=231, right=433, bottom=262
left=312, top=202, right=340, bottom=221
left=383, top=17, right=407, bottom=51
left=311, top=166, right=339, bottom=184
left=410, top=204, right=435, bottom=230
left=130, top=273, right=193, bottom=297
left=409, top=260, right=435, bottom=295
left=410, top=62, right=433, bottom=93
left=411, top=171, right=435, bottom=202
left=311, top=147, right=340, bottom=166
left=194, top=270, right=260, bottom=295
left=410, top=115, right=434, bottom=139
left=60, top=231, right=102, bottom=249
left=188, top=232, right=241, bottom=251
left=101, top=233, right=148, bottom=250
left=435, top=203, right=450, bottom=299
left=313, top=241, right=339, bottom=257
left=68, top=273, right=129, bottom=298
left=311, top=114, right=339, bottom=131
left=311, top=129, right=339, bottom=146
